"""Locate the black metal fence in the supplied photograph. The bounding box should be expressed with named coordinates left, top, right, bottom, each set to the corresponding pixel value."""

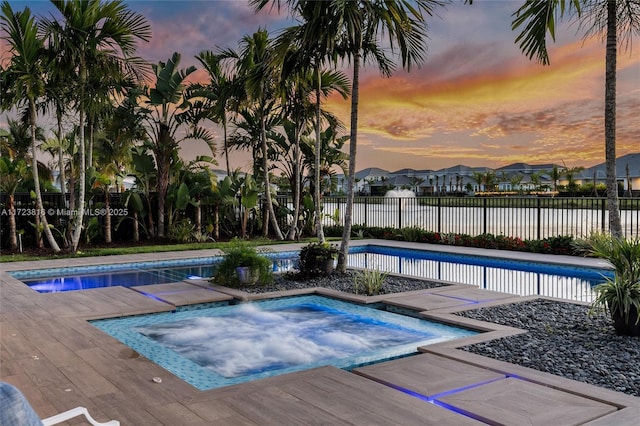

left=2, top=193, right=639, bottom=247
left=314, top=196, right=640, bottom=239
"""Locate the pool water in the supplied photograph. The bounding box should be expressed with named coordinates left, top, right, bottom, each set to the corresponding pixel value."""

left=90, top=295, right=477, bottom=390
left=11, top=245, right=612, bottom=302
left=348, top=246, right=613, bottom=302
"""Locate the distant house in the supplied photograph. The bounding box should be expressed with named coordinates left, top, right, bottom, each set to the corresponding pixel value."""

left=334, top=168, right=389, bottom=195
left=330, top=152, right=639, bottom=196
left=574, top=153, right=640, bottom=195
left=369, top=175, right=416, bottom=195
left=495, top=162, right=561, bottom=191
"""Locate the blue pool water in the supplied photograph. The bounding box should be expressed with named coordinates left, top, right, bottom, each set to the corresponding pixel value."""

left=10, top=245, right=613, bottom=301
left=90, top=295, right=477, bottom=390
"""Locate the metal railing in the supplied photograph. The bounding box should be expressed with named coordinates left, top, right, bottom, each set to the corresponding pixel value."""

left=314, top=196, right=640, bottom=239
left=2, top=193, right=639, bottom=242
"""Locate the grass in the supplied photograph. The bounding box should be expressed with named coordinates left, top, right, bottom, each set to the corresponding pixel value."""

left=0, top=237, right=329, bottom=263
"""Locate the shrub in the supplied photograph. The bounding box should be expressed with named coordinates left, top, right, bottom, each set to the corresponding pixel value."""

left=582, top=234, right=640, bottom=335
left=400, top=226, right=422, bottom=242
left=169, top=219, right=195, bottom=243
left=298, top=242, right=338, bottom=276
left=354, top=269, right=388, bottom=296
left=212, top=239, right=273, bottom=287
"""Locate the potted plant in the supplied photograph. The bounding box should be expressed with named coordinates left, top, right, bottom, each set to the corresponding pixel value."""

left=578, top=233, right=640, bottom=336
left=298, top=242, right=339, bottom=276
left=212, top=239, right=273, bottom=286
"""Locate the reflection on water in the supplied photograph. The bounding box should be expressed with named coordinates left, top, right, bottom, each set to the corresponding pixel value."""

left=348, top=251, right=608, bottom=303
left=23, top=247, right=612, bottom=302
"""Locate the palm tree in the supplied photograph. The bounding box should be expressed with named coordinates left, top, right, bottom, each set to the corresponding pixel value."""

left=0, top=156, right=28, bottom=250
left=301, top=125, right=350, bottom=198
left=253, top=0, right=437, bottom=267
left=549, top=165, right=562, bottom=192
left=512, top=0, right=640, bottom=238
left=332, top=0, right=441, bottom=272
left=280, top=15, right=350, bottom=242
left=530, top=171, right=543, bottom=191
left=42, top=0, right=151, bottom=252
left=226, top=30, right=285, bottom=240
left=194, top=50, right=238, bottom=176
left=273, top=57, right=349, bottom=239
left=1, top=2, right=61, bottom=252
left=135, top=52, right=214, bottom=238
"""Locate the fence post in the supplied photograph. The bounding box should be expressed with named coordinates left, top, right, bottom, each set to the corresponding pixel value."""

left=537, top=197, right=541, bottom=240
left=601, top=198, right=606, bottom=232
left=364, top=197, right=368, bottom=227
left=437, top=197, right=442, bottom=233
left=398, top=198, right=402, bottom=229
left=483, top=197, right=488, bottom=235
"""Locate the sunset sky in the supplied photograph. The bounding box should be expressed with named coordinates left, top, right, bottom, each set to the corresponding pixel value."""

left=4, top=0, right=640, bottom=173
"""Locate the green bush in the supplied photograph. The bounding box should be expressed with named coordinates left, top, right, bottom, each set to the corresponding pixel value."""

left=169, top=219, right=195, bottom=243
left=400, top=226, right=422, bottom=242
left=212, top=239, right=273, bottom=287
left=298, top=242, right=338, bottom=276
left=354, top=268, right=388, bottom=296
left=581, top=234, right=640, bottom=334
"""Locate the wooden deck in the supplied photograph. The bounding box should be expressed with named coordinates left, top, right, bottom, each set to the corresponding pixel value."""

left=2, top=245, right=638, bottom=425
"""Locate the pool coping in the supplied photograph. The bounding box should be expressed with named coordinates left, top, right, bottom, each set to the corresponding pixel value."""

left=0, top=238, right=613, bottom=273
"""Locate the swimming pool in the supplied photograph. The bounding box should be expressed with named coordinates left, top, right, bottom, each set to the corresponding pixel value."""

left=90, top=295, right=478, bottom=390
left=10, top=245, right=612, bottom=301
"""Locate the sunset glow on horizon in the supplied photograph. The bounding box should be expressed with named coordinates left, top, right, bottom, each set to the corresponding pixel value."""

left=3, top=1, right=639, bottom=173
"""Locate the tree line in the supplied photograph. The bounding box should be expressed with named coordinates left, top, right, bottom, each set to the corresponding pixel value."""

left=1, top=0, right=636, bottom=263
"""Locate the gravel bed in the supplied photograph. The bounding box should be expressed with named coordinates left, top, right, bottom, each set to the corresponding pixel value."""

left=456, top=299, right=640, bottom=397
left=236, top=273, right=640, bottom=398
left=236, top=270, right=450, bottom=294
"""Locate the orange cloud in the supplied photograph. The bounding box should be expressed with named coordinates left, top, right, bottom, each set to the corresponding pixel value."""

left=326, top=35, right=639, bottom=170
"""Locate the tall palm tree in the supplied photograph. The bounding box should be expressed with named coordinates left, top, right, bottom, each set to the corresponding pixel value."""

left=42, top=0, right=151, bottom=252
left=273, top=57, right=349, bottom=240
left=512, top=0, right=640, bottom=238
left=276, top=32, right=351, bottom=242
left=135, top=52, right=214, bottom=237
left=1, top=2, right=61, bottom=252
left=323, top=0, right=441, bottom=272
left=194, top=50, right=238, bottom=176
left=226, top=30, right=285, bottom=240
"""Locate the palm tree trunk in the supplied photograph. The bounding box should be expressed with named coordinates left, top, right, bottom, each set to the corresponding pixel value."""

left=288, top=120, right=302, bottom=241
left=67, top=172, right=75, bottom=244
left=223, top=118, right=230, bottom=176
left=8, top=194, right=17, bottom=250
left=87, top=118, right=93, bottom=169
left=338, top=49, right=361, bottom=273
left=260, top=110, right=284, bottom=240
left=29, top=100, right=61, bottom=253
left=214, top=203, right=220, bottom=240
left=133, top=210, right=139, bottom=242
left=145, top=183, right=155, bottom=238
left=71, top=107, right=86, bottom=253
left=195, top=200, right=202, bottom=231
left=104, top=189, right=111, bottom=243
left=314, top=65, right=325, bottom=243
left=605, top=0, right=623, bottom=238
left=157, top=160, right=168, bottom=238
left=56, top=112, right=66, bottom=203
